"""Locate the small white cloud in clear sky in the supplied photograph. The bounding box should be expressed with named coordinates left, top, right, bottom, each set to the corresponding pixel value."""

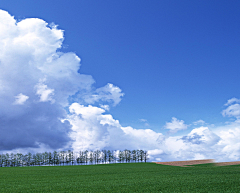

left=193, top=120, right=206, bottom=125
left=164, top=117, right=188, bottom=132
left=2, top=9, right=240, bottom=162
left=224, top=98, right=240, bottom=106
left=13, top=93, right=29, bottom=105
left=222, top=98, right=240, bottom=118
left=139, top=119, right=149, bottom=126
left=140, top=119, right=147, bottom=122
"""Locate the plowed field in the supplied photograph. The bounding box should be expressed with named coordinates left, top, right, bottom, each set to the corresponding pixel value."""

left=155, top=159, right=240, bottom=167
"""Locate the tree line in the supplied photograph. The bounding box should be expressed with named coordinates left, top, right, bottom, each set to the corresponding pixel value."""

left=0, top=149, right=149, bottom=167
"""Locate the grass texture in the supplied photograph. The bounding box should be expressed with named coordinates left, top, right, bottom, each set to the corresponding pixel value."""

left=0, top=163, right=240, bottom=192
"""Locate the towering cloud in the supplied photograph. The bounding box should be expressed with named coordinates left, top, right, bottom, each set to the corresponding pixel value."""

left=0, top=9, right=122, bottom=151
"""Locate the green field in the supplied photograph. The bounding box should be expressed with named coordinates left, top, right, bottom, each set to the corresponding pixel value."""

left=0, top=163, right=240, bottom=192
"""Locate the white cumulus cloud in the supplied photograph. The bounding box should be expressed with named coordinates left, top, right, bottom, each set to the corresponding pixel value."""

left=68, top=103, right=164, bottom=152
left=164, top=117, right=188, bottom=133
left=35, top=79, right=55, bottom=103
left=224, top=97, right=240, bottom=106
left=82, top=83, right=124, bottom=107
left=222, top=103, right=240, bottom=118
left=13, top=93, right=29, bottom=105
left=0, top=9, right=121, bottom=151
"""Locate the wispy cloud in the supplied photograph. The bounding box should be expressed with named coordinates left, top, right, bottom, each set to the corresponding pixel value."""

left=139, top=119, right=149, bottom=126
left=193, top=120, right=206, bottom=125
left=224, top=98, right=240, bottom=106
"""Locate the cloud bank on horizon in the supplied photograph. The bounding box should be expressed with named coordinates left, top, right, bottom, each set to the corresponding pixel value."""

left=1, top=9, right=240, bottom=162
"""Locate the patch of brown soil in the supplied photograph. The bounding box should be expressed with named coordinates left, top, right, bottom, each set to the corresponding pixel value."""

left=216, top=161, right=240, bottom=166
left=155, top=159, right=240, bottom=167
left=155, top=159, right=214, bottom=167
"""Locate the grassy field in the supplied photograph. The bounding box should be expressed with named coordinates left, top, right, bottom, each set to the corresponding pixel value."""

left=0, top=163, right=240, bottom=192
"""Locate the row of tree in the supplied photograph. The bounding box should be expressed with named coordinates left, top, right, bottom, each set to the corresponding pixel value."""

left=0, top=149, right=148, bottom=167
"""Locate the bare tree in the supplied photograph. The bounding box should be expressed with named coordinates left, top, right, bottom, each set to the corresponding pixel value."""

left=10, top=153, right=15, bottom=167
left=27, top=152, right=32, bottom=166
left=89, top=151, right=94, bottom=165
left=143, top=151, right=149, bottom=163
left=16, top=153, right=23, bottom=167
left=70, top=151, right=74, bottom=165
left=118, top=150, right=123, bottom=163
left=36, top=153, right=42, bottom=166
left=127, top=150, right=132, bottom=163
left=136, top=150, right=140, bottom=162
left=94, top=150, right=101, bottom=164
left=0, top=149, right=149, bottom=168
left=132, top=150, right=137, bottom=163
left=101, top=150, right=106, bottom=164
left=53, top=151, right=59, bottom=165
left=60, top=151, right=65, bottom=166
left=76, top=151, right=81, bottom=165
left=84, top=150, right=88, bottom=165
left=140, top=150, right=144, bottom=162
left=107, top=150, right=112, bottom=163
left=0, top=154, right=3, bottom=167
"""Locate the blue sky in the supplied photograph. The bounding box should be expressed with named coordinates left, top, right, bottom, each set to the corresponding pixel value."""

left=3, top=0, right=240, bottom=127
left=1, top=1, right=240, bottom=161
